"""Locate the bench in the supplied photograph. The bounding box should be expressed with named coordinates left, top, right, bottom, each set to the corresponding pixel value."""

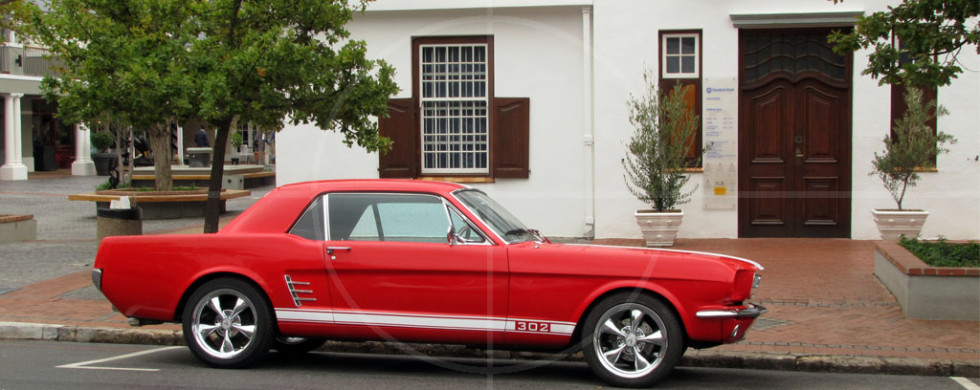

left=69, top=190, right=251, bottom=219
left=0, top=214, right=36, bottom=243
left=131, top=170, right=275, bottom=190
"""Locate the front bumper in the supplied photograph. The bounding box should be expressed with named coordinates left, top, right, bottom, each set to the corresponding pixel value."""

left=695, top=303, right=767, bottom=319
left=696, top=303, right=767, bottom=343
left=91, top=268, right=103, bottom=291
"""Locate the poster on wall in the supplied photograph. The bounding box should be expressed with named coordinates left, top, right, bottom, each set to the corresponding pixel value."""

left=702, top=77, right=738, bottom=210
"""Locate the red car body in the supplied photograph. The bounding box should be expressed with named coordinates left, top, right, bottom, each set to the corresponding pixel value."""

left=93, top=179, right=764, bottom=386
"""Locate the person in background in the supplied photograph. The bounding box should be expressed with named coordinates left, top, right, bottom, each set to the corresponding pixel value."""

left=194, top=127, right=210, bottom=147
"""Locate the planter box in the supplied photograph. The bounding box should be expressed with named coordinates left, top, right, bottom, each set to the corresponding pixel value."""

left=874, top=240, right=979, bottom=321
left=634, top=210, right=683, bottom=247
left=871, top=209, right=929, bottom=241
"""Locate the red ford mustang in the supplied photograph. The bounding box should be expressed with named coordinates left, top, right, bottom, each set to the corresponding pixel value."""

left=93, top=179, right=764, bottom=387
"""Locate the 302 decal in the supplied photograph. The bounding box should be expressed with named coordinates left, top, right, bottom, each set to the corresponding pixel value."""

left=514, top=321, right=550, bottom=333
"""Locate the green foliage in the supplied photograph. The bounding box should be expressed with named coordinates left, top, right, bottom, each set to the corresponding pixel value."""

left=230, top=131, right=243, bottom=148
left=24, top=0, right=398, bottom=225
left=829, top=0, right=979, bottom=88
left=90, top=130, right=114, bottom=152
left=900, top=237, right=980, bottom=268
left=622, top=75, right=702, bottom=212
left=870, top=87, right=955, bottom=210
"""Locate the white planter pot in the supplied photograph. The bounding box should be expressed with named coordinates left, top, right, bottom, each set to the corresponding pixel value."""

left=871, top=209, right=929, bottom=241
left=634, top=210, right=684, bottom=247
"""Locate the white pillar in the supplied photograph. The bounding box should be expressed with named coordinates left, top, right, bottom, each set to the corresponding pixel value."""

left=71, top=123, right=96, bottom=176
left=1, top=93, right=28, bottom=180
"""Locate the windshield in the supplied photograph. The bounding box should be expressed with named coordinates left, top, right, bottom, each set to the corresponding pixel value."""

left=453, top=189, right=537, bottom=243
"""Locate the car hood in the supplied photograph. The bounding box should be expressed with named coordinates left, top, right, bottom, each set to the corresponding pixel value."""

left=507, top=242, right=763, bottom=282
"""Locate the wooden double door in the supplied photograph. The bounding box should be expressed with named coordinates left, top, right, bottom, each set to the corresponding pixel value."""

left=738, top=29, right=852, bottom=238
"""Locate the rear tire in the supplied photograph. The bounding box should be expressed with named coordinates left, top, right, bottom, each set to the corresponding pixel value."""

left=182, top=278, right=273, bottom=368
left=272, top=336, right=327, bottom=355
left=581, top=292, right=684, bottom=387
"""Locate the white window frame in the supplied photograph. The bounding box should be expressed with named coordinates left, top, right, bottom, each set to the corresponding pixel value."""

left=661, top=33, right=700, bottom=79
left=418, top=43, right=490, bottom=175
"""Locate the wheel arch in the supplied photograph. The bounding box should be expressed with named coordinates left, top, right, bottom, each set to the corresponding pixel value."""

left=570, top=287, right=689, bottom=349
left=174, top=272, right=278, bottom=329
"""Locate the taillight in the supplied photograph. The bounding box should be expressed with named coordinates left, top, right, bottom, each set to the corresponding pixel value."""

left=731, top=270, right=756, bottom=303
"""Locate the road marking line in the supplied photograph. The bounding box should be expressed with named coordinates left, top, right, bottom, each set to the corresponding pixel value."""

left=57, top=346, right=184, bottom=372
left=953, top=377, right=980, bottom=390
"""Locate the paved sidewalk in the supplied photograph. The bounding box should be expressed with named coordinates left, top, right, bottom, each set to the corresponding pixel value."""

left=1, top=173, right=978, bottom=377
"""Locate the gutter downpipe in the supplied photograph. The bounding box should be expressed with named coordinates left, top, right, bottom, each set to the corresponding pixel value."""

left=582, top=5, right=596, bottom=239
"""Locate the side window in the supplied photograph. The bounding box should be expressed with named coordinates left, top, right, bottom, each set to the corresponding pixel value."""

left=288, top=196, right=325, bottom=241
left=328, top=193, right=451, bottom=244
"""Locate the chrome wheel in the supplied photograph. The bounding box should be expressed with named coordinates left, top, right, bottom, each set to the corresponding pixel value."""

left=582, top=294, right=683, bottom=387
left=183, top=278, right=272, bottom=368
left=593, top=303, right=667, bottom=378
left=191, top=289, right=258, bottom=359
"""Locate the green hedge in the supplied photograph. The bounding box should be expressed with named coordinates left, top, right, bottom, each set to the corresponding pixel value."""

left=900, top=237, right=979, bottom=268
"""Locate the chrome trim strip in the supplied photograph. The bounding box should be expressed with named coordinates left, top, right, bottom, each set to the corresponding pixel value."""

left=696, top=304, right=768, bottom=319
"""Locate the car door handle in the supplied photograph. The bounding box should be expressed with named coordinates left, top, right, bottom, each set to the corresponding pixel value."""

left=327, top=247, right=351, bottom=255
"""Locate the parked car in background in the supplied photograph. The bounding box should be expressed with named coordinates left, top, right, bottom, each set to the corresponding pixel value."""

left=93, top=179, right=765, bottom=387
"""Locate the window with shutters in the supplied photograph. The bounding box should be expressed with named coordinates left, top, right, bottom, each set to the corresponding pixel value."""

left=659, top=30, right=703, bottom=167
left=378, top=36, right=530, bottom=180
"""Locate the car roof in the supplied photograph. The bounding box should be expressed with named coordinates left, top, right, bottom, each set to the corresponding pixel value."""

left=276, top=179, right=468, bottom=197
left=220, top=179, right=470, bottom=235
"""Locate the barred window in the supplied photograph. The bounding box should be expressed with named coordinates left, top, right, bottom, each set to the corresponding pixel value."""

left=419, top=44, right=489, bottom=174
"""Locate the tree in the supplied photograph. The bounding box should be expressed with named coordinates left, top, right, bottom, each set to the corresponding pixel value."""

left=622, top=75, right=702, bottom=212
left=190, top=0, right=397, bottom=233
left=26, top=0, right=198, bottom=191
left=870, top=87, right=955, bottom=210
left=25, top=0, right=397, bottom=233
left=829, top=0, right=979, bottom=88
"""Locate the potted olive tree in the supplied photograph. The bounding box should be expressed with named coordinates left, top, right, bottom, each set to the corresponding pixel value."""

left=623, top=73, right=702, bottom=247
left=870, top=87, right=955, bottom=241
left=229, top=131, right=243, bottom=165
left=90, top=130, right=115, bottom=176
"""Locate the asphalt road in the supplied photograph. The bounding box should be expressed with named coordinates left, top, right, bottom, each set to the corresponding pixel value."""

left=2, top=340, right=978, bottom=390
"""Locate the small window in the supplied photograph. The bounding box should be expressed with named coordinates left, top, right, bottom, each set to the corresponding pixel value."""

left=662, top=33, right=699, bottom=79
left=328, top=193, right=451, bottom=244
left=289, top=196, right=325, bottom=241
left=659, top=30, right=703, bottom=167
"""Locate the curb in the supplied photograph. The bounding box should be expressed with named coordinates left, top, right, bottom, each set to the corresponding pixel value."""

left=2, top=321, right=977, bottom=378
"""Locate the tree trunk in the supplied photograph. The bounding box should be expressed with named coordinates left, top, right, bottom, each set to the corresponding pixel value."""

left=148, top=123, right=173, bottom=191
left=203, top=118, right=233, bottom=233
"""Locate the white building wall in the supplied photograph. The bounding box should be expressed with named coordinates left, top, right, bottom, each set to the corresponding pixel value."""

left=278, top=0, right=980, bottom=240
left=592, top=0, right=979, bottom=240
left=277, top=6, right=593, bottom=238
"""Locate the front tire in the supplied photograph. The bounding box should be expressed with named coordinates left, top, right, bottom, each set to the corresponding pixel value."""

left=182, top=278, right=273, bottom=368
left=582, top=293, right=684, bottom=388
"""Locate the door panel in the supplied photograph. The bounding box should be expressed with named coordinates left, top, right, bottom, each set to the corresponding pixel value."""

left=325, top=241, right=508, bottom=343
left=739, top=29, right=851, bottom=238
left=747, top=84, right=790, bottom=164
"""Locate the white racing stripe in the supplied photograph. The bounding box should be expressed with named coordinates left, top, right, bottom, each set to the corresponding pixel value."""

left=276, top=308, right=575, bottom=336
left=952, top=377, right=980, bottom=390
left=57, top=346, right=184, bottom=372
